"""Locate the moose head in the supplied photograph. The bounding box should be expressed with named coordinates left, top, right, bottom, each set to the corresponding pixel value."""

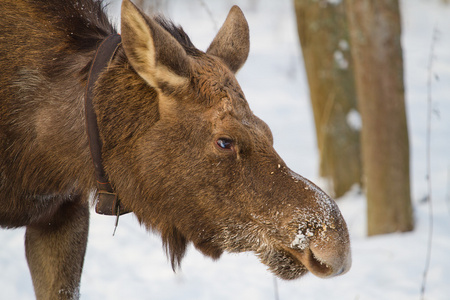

left=95, top=0, right=351, bottom=280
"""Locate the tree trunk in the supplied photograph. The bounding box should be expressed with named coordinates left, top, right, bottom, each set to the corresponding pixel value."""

left=134, top=0, right=168, bottom=13
left=346, top=0, right=414, bottom=235
left=294, top=0, right=362, bottom=198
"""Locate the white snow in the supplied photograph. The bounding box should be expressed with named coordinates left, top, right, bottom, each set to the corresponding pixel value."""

left=333, top=50, right=349, bottom=69
left=338, top=39, right=349, bottom=51
left=291, top=232, right=309, bottom=250
left=1, top=0, right=450, bottom=299
left=347, top=108, right=362, bottom=131
left=327, top=0, right=343, bottom=5
left=291, top=222, right=314, bottom=251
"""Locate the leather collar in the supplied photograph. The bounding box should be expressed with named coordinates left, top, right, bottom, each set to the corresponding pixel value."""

left=85, top=34, right=130, bottom=216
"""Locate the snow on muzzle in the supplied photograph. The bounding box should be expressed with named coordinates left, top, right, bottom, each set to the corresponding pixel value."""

left=219, top=165, right=351, bottom=280
left=256, top=169, right=352, bottom=280
left=284, top=170, right=351, bottom=278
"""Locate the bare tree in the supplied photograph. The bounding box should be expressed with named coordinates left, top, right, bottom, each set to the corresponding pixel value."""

left=134, top=0, right=169, bottom=13
left=346, top=0, right=414, bottom=235
left=294, top=0, right=362, bottom=198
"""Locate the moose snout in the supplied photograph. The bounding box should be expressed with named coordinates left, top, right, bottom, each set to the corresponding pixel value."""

left=251, top=165, right=352, bottom=280
left=284, top=225, right=352, bottom=278
left=309, top=224, right=352, bottom=277
left=282, top=170, right=352, bottom=278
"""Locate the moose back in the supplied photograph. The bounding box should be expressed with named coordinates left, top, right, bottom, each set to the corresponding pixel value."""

left=0, top=0, right=351, bottom=299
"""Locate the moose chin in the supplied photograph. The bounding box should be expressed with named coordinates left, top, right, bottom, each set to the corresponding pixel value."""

left=0, top=0, right=351, bottom=299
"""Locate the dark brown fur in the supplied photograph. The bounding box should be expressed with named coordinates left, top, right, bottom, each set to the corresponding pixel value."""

left=0, top=0, right=351, bottom=299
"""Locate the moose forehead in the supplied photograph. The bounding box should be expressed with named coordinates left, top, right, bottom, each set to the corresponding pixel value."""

left=184, top=55, right=273, bottom=147
left=189, top=55, right=251, bottom=119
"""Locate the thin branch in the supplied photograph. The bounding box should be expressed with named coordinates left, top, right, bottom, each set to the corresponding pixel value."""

left=273, top=276, right=280, bottom=300
left=197, top=0, right=218, bottom=32
left=420, top=26, right=439, bottom=300
left=447, top=166, right=450, bottom=216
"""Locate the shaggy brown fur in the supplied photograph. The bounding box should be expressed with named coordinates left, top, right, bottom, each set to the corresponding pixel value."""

left=0, top=0, right=351, bottom=299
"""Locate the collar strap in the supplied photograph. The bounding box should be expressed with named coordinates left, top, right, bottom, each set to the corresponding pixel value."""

left=85, top=34, right=130, bottom=216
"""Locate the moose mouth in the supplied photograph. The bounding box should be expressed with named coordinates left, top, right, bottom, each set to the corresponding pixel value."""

left=257, top=244, right=348, bottom=280
left=280, top=246, right=333, bottom=277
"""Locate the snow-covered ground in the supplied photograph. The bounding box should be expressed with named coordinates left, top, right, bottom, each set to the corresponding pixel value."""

left=1, top=0, right=449, bottom=299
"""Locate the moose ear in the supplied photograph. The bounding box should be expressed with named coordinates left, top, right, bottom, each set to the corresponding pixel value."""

left=206, top=6, right=250, bottom=73
left=120, top=0, right=190, bottom=90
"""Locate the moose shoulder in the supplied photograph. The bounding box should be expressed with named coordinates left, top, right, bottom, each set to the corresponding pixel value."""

left=0, top=0, right=351, bottom=299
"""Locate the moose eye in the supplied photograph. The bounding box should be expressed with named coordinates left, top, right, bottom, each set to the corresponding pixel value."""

left=216, top=138, right=234, bottom=151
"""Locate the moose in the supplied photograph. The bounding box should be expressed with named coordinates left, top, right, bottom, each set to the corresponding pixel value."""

left=0, top=0, right=351, bottom=299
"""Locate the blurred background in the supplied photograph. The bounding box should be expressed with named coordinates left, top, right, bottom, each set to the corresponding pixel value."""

left=1, top=0, right=449, bottom=299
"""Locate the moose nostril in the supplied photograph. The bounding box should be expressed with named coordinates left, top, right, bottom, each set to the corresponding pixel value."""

left=334, top=265, right=347, bottom=276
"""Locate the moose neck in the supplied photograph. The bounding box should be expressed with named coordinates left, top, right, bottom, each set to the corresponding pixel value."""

left=19, top=37, right=125, bottom=202
left=88, top=45, right=162, bottom=211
